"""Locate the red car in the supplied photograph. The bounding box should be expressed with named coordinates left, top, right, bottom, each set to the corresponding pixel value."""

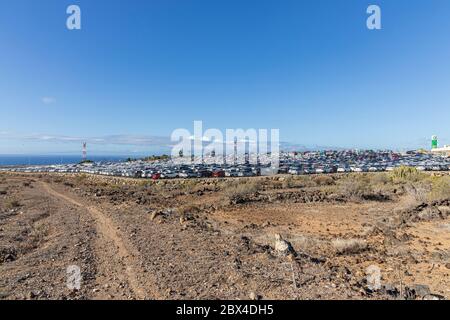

left=212, top=170, right=225, bottom=178
left=151, top=173, right=161, bottom=180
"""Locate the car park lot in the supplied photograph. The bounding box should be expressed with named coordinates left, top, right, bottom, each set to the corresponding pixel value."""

left=1, top=150, right=449, bottom=179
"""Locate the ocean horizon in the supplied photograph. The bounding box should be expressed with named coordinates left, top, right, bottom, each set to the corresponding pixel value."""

left=0, top=154, right=138, bottom=166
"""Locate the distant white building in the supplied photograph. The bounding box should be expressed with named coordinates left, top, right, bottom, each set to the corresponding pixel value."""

left=430, top=135, right=450, bottom=156
left=431, top=146, right=450, bottom=156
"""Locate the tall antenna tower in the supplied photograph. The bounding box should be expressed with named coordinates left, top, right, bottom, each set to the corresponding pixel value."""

left=256, top=140, right=260, bottom=166
left=244, top=139, right=249, bottom=164
left=82, top=142, right=87, bottom=161
left=234, top=137, right=238, bottom=165
left=223, top=146, right=226, bottom=165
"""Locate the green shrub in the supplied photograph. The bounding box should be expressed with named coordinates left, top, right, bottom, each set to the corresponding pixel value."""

left=389, top=166, right=425, bottom=183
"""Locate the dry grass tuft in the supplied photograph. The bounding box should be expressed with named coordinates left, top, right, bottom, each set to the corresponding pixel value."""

left=337, top=175, right=372, bottom=201
left=5, top=199, right=21, bottom=209
left=332, top=238, right=368, bottom=255
left=223, top=180, right=260, bottom=203
left=313, top=175, right=335, bottom=186
left=178, top=204, right=200, bottom=215
left=429, top=176, right=450, bottom=201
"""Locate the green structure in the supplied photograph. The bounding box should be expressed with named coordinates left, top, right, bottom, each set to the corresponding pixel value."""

left=431, top=135, right=438, bottom=149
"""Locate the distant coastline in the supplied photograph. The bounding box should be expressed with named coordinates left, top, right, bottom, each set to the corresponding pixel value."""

left=0, top=155, right=133, bottom=166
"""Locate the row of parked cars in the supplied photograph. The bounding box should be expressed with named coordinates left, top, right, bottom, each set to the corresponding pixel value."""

left=2, top=150, right=449, bottom=179
left=278, top=150, right=450, bottom=175
left=283, top=163, right=450, bottom=175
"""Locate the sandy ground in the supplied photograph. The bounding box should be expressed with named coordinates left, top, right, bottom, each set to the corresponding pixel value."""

left=0, top=173, right=448, bottom=300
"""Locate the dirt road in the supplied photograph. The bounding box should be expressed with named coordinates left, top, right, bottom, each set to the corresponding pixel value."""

left=1, top=173, right=448, bottom=300
left=40, top=182, right=159, bottom=299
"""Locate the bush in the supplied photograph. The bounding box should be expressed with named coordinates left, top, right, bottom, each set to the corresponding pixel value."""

left=338, top=175, right=372, bottom=201
left=370, top=173, right=390, bottom=185
left=63, top=182, right=74, bottom=188
left=332, top=238, right=367, bottom=254
left=282, top=176, right=294, bottom=189
left=178, top=204, right=200, bottom=215
left=269, top=181, right=283, bottom=189
left=75, top=174, right=88, bottom=183
left=390, top=166, right=425, bottom=183
left=313, top=175, right=335, bottom=186
left=224, top=180, right=260, bottom=204
left=429, top=176, right=450, bottom=201
left=293, top=176, right=316, bottom=188
left=182, top=179, right=198, bottom=191
left=6, top=199, right=21, bottom=209
left=404, top=183, right=431, bottom=204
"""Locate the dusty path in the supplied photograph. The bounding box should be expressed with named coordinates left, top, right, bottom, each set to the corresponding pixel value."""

left=40, top=182, right=160, bottom=299
left=3, top=173, right=448, bottom=300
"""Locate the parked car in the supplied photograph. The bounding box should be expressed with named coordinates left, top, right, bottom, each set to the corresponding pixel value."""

left=151, top=173, right=161, bottom=180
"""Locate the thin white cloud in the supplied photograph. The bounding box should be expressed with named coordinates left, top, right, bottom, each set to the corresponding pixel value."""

left=0, top=132, right=173, bottom=147
left=41, top=97, right=56, bottom=104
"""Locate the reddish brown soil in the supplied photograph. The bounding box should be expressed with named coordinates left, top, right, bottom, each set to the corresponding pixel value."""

left=1, top=173, right=448, bottom=300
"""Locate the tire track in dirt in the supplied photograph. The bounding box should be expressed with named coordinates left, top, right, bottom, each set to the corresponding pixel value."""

left=40, top=182, right=161, bottom=299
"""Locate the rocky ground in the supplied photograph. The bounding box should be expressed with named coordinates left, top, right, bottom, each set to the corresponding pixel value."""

left=0, top=172, right=449, bottom=300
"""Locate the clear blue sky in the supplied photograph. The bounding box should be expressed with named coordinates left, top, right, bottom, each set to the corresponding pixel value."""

left=0, top=0, right=449, bottom=154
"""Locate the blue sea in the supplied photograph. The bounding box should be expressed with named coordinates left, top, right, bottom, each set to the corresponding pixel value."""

left=0, top=155, right=133, bottom=166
